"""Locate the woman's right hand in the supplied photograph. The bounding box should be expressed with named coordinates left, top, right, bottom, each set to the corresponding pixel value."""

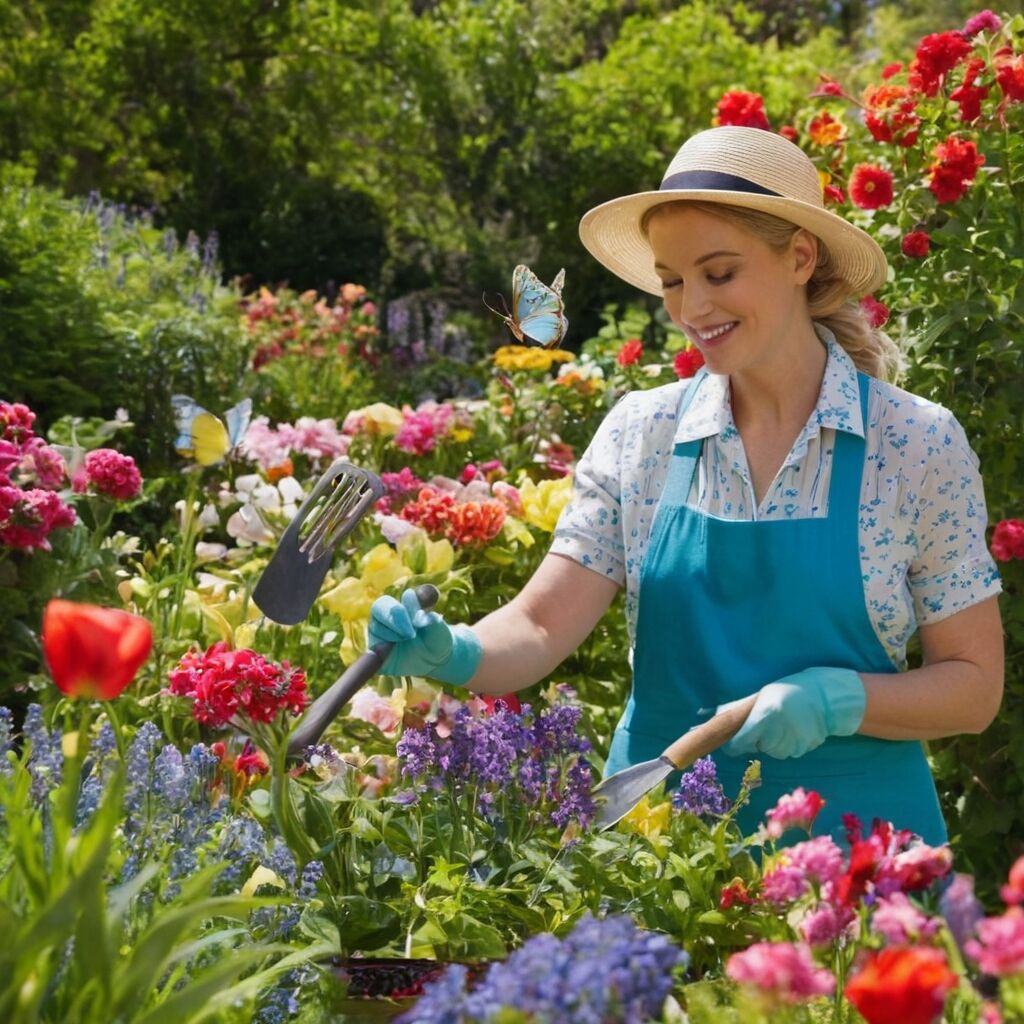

left=368, top=588, right=482, bottom=686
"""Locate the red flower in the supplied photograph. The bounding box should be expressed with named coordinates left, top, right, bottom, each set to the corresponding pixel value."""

left=849, top=164, right=894, bottom=209
left=995, top=52, right=1024, bottom=103
left=860, top=295, right=890, bottom=328
left=778, top=125, right=799, bottom=142
left=674, top=347, right=705, bottom=379
left=928, top=136, right=985, bottom=204
left=881, top=62, right=903, bottom=80
left=991, top=518, right=1024, bottom=560
left=1001, top=854, right=1024, bottom=905
left=479, top=693, right=523, bottom=715
left=715, top=90, right=770, bottom=130
left=167, top=642, right=308, bottom=726
left=908, top=31, right=973, bottom=96
left=399, top=486, right=506, bottom=546
left=616, top=339, right=644, bottom=367
left=901, top=231, right=931, bottom=258
left=950, top=58, right=989, bottom=121
left=0, top=485, right=76, bottom=551
left=808, top=111, right=847, bottom=146
left=823, top=184, right=845, bottom=205
left=719, top=878, right=753, bottom=910
left=43, top=599, right=153, bottom=701
left=0, top=401, right=36, bottom=446
left=844, top=947, right=958, bottom=1024
left=810, top=75, right=844, bottom=98
left=863, top=84, right=921, bottom=147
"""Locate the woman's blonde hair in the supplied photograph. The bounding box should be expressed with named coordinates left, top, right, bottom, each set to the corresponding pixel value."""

left=642, top=201, right=902, bottom=381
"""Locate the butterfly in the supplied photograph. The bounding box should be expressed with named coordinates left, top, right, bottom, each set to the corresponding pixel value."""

left=172, top=395, right=252, bottom=466
left=487, top=264, right=568, bottom=348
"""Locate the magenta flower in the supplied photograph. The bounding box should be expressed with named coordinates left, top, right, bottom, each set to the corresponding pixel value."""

left=762, top=864, right=810, bottom=905
left=0, top=485, right=76, bottom=550
left=963, top=10, right=1002, bottom=36
left=765, top=788, right=825, bottom=839
left=965, top=908, right=1024, bottom=977
left=726, top=942, right=835, bottom=1004
left=788, top=836, right=844, bottom=887
left=799, top=902, right=857, bottom=947
left=78, top=449, right=142, bottom=501
left=394, top=402, right=455, bottom=456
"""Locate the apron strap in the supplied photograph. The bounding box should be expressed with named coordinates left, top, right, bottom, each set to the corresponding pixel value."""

left=662, top=371, right=707, bottom=506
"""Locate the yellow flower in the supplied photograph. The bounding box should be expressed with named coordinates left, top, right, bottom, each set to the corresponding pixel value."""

left=320, top=576, right=374, bottom=621
left=621, top=795, right=671, bottom=839
left=450, top=426, right=473, bottom=443
left=396, top=527, right=455, bottom=575
left=360, top=543, right=411, bottom=593
left=517, top=474, right=574, bottom=533
left=349, top=401, right=404, bottom=436
left=493, top=345, right=574, bottom=372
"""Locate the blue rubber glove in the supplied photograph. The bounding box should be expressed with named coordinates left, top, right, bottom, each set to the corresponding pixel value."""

left=368, top=588, right=482, bottom=686
left=720, top=667, right=866, bottom=760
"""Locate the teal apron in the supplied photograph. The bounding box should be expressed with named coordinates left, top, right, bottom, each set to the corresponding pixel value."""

left=605, top=370, right=947, bottom=847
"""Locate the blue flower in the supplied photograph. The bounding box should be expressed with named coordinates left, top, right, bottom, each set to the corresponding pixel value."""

left=672, top=756, right=730, bottom=818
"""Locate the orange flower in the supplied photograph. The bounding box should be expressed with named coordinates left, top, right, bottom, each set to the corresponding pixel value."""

left=808, top=111, right=847, bottom=146
left=844, top=947, right=958, bottom=1024
left=43, top=600, right=153, bottom=700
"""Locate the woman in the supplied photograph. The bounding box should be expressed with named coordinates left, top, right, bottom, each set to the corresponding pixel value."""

left=369, top=126, right=1004, bottom=847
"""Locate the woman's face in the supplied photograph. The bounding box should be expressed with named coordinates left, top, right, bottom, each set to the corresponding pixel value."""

left=646, top=204, right=817, bottom=377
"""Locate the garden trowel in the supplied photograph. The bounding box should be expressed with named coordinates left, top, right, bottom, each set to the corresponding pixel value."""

left=252, top=459, right=385, bottom=625
left=286, top=583, right=441, bottom=756
left=591, top=693, right=757, bottom=830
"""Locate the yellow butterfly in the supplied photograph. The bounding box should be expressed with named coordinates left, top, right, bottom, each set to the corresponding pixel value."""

left=172, top=395, right=252, bottom=466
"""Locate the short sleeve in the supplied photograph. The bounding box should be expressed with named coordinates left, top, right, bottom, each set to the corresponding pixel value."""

left=907, top=407, right=1002, bottom=625
left=549, top=394, right=631, bottom=584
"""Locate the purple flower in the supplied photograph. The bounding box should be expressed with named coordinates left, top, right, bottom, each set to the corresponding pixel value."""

left=963, top=9, right=1002, bottom=36
left=672, top=756, right=730, bottom=817
left=940, top=872, right=985, bottom=951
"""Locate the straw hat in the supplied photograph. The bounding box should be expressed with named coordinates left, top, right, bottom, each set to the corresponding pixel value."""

left=578, top=126, right=888, bottom=298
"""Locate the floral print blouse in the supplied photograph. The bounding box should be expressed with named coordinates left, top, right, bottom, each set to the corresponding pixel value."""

left=550, top=326, right=1002, bottom=669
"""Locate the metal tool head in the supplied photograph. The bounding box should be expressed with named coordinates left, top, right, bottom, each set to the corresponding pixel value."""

left=591, top=755, right=676, bottom=831
left=252, top=460, right=385, bottom=625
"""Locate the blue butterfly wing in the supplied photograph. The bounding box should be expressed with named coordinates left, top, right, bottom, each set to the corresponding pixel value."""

left=171, top=394, right=205, bottom=455
left=224, top=398, right=253, bottom=448
left=511, top=265, right=568, bottom=348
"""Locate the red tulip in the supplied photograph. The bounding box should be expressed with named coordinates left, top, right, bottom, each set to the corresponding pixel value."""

left=42, top=599, right=153, bottom=700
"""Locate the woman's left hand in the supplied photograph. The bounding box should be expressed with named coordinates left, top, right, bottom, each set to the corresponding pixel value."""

left=717, top=667, right=866, bottom=759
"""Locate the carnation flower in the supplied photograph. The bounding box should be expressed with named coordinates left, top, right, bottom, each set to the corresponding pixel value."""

left=901, top=231, right=931, bottom=258
left=674, top=346, right=705, bottom=379
left=844, top=946, right=958, bottom=1024
left=950, top=58, right=989, bottom=121
left=18, top=438, right=67, bottom=490
left=0, top=401, right=36, bottom=446
left=726, top=942, right=835, bottom=1005
left=928, top=135, right=985, bottom=204
left=908, top=31, right=973, bottom=96
left=765, top=788, right=825, bottom=839
left=889, top=843, right=953, bottom=891
left=715, top=90, right=770, bottom=129
left=860, top=295, right=890, bottom=328
left=991, top=518, right=1024, bottom=560
left=166, top=642, right=308, bottom=726
left=799, top=902, right=857, bottom=947
left=79, top=448, right=143, bottom=501
left=616, top=338, right=644, bottom=366
left=849, top=164, right=894, bottom=209
left=966, top=907, right=1024, bottom=977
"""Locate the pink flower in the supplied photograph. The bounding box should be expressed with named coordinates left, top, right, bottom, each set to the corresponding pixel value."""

left=0, top=485, right=76, bottom=550
left=284, top=416, right=350, bottom=461
left=241, top=416, right=293, bottom=470
left=889, top=843, right=953, bottom=892
left=81, top=449, right=142, bottom=501
left=765, top=788, right=825, bottom=839
left=872, top=892, right=941, bottom=945
left=395, top=402, right=455, bottom=456
left=762, top=864, right=809, bottom=905
left=991, top=519, right=1024, bottom=561
left=981, top=1002, right=1003, bottom=1023
left=800, top=902, right=857, bottom=947
left=17, top=438, right=67, bottom=490
left=901, top=231, right=931, bottom=258
left=788, top=836, right=845, bottom=887
left=0, top=401, right=36, bottom=446
left=963, top=10, right=1002, bottom=36
left=349, top=689, right=402, bottom=735
left=726, top=942, right=835, bottom=1004
left=965, top=908, right=1024, bottom=976
left=1001, top=855, right=1024, bottom=905
left=810, top=76, right=844, bottom=97
left=860, top=295, right=891, bottom=328
left=492, top=481, right=523, bottom=516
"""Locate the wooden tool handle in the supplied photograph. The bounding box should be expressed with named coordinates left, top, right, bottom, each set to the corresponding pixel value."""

left=661, top=694, right=758, bottom=769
